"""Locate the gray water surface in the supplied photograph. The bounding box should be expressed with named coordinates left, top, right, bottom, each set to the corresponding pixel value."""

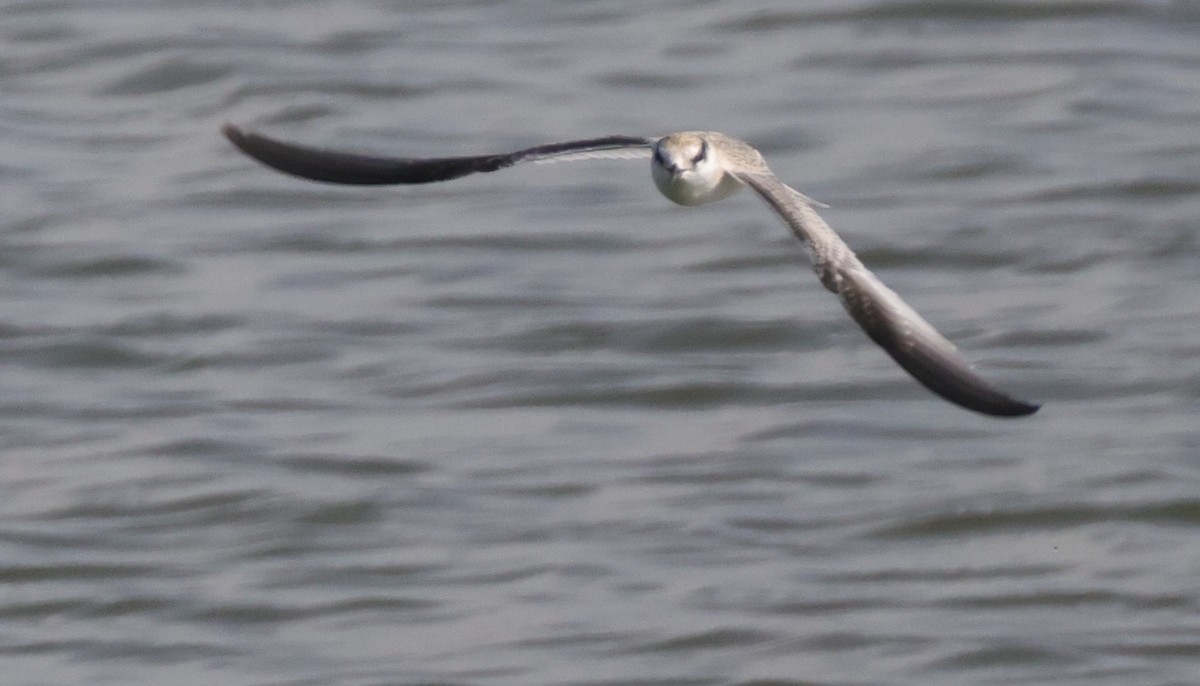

left=3, top=1, right=1200, bottom=685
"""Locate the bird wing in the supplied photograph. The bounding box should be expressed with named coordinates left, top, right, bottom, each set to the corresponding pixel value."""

left=222, top=124, right=654, bottom=186
left=736, top=171, right=1039, bottom=417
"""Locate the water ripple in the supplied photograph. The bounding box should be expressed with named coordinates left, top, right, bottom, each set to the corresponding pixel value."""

left=3, top=1, right=1199, bottom=685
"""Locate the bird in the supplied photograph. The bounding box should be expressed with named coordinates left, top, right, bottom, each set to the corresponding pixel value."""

left=221, top=123, right=1040, bottom=418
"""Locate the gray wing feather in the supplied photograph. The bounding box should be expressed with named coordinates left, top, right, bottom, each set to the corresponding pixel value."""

left=737, top=171, right=1039, bottom=417
left=222, top=124, right=654, bottom=185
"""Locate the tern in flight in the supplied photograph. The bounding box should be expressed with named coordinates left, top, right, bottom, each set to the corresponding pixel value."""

left=222, top=123, right=1039, bottom=418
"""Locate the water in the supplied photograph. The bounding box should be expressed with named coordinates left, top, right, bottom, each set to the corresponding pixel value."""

left=2, top=1, right=1199, bottom=684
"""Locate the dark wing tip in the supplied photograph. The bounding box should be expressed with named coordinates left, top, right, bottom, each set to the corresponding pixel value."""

left=221, top=123, right=504, bottom=185
left=222, top=122, right=264, bottom=164
left=222, top=122, right=388, bottom=184
left=999, top=399, right=1041, bottom=417
left=996, top=397, right=1041, bottom=417
left=220, top=121, right=245, bottom=144
left=887, top=344, right=1041, bottom=418
left=838, top=267, right=1041, bottom=419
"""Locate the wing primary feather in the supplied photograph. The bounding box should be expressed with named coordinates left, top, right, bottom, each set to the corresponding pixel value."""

left=838, top=267, right=1040, bottom=417
left=737, top=171, right=1039, bottom=418
left=222, top=124, right=652, bottom=185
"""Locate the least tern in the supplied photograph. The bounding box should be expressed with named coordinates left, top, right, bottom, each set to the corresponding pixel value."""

left=222, top=124, right=1040, bottom=417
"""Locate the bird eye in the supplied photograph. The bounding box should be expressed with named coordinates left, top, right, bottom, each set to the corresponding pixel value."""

left=691, top=141, right=707, bottom=165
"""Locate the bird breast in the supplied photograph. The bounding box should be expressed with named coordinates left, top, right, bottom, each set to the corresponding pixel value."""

left=651, top=161, right=745, bottom=206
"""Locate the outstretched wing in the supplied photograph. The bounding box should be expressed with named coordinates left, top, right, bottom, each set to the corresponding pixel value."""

left=222, top=124, right=654, bottom=185
left=736, top=171, right=1039, bottom=418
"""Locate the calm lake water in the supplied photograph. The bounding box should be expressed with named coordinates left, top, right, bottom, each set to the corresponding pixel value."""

left=3, top=1, right=1200, bottom=685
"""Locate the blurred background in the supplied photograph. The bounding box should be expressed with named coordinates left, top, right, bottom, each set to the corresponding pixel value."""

left=2, top=1, right=1199, bottom=684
